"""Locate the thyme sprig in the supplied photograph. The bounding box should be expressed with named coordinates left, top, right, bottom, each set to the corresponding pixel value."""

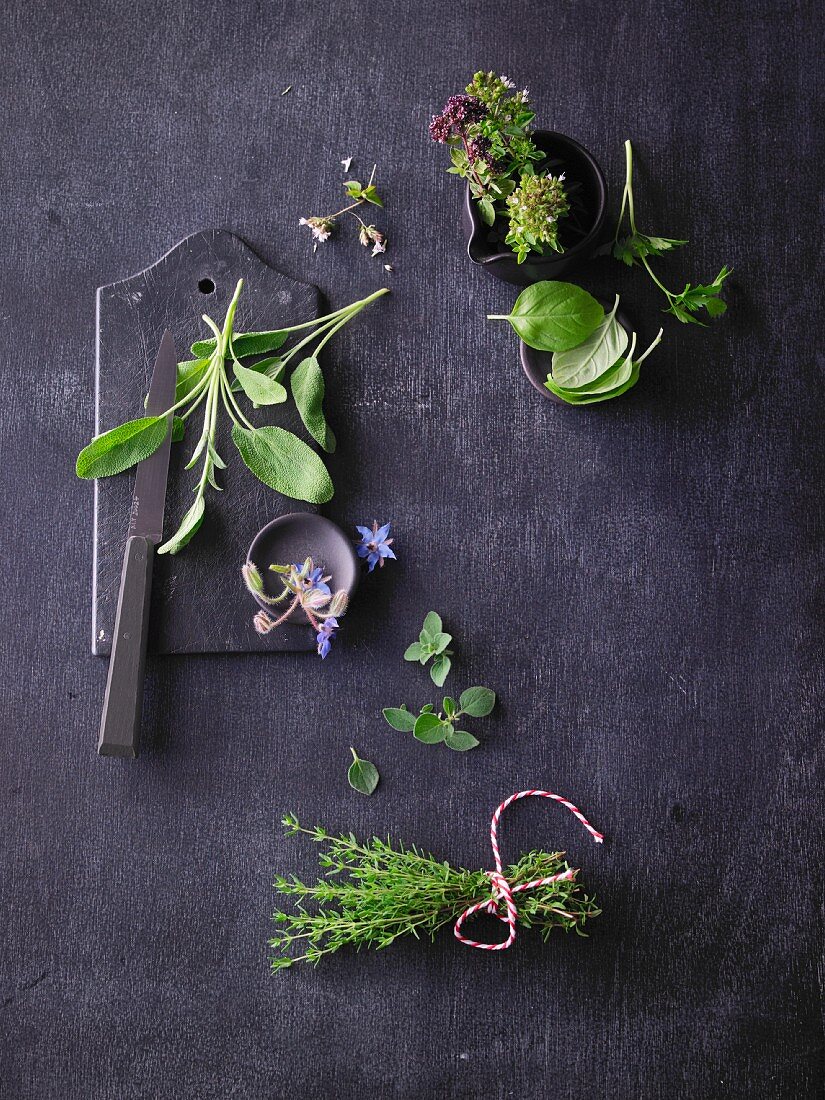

left=270, top=815, right=600, bottom=969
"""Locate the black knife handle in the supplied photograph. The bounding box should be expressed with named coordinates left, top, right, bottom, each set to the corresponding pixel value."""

left=98, top=535, right=154, bottom=758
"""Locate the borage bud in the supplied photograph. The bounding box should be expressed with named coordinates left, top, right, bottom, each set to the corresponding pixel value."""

left=253, top=610, right=276, bottom=635
left=242, top=561, right=264, bottom=594
left=329, top=590, right=349, bottom=616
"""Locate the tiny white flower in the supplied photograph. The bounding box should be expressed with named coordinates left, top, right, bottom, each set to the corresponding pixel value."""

left=341, top=156, right=352, bottom=172
left=500, top=75, right=515, bottom=89
left=521, top=87, right=530, bottom=99
left=384, top=264, right=393, bottom=272
left=372, top=240, right=386, bottom=256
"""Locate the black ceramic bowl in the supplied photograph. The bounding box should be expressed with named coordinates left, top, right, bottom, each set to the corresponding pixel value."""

left=463, top=130, right=608, bottom=286
left=246, top=513, right=358, bottom=621
left=520, top=299, right=634, bottom=405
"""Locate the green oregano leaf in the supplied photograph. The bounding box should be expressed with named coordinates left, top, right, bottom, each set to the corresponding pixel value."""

left=421, top=611, right=442, bottom=641
left=488, top=281, right=604, bottom=352
left=383, top=707, right=417, bottom=732
left=404, top=642, right=423, bottom=661
left=458, top=686, right=496, bottom=717
left=231, top=425, right=333, bottom=503
left=290, top=357, right=336, bottom=453
left=347, top=748, right=379, bottom=795
left=430, top=653, right=451, bottom=688
left=413, top=713, right=447, bottom=744
left=76, top=416, right=167, bottom=479
left=444, top=730, right=480, bottom=751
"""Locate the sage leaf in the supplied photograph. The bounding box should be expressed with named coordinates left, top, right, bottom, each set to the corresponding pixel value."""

left=444, top=730, right=480, bottom=752
left=403, top=642, right=423, bottom=661
left=157, top=494, right=205, bottom=556
left=383, top=706, right=417, bottom=732
left=191, top=330, right=288, bottom=359
left=551, top=295, right=629, bottom=389
left=231, top=425, right=333, bottom=503
left=233, top=361, right=288, bottom=405
left=459, top=686, right=496, bottom=717
left=430, top=653, right=451, bottom=687
left=413, top=713, right=448, bottom=744
left=176, top=358, right=210, bottom=402
left=348, top=748, right=379, bottom=795
left=171, top=416, right=186, bottom=443
left=291, top=357, right=336, bottom=453
left=76, top=416, right=167, bottom=479
left=229, top=356, right=285, bottom=393
left=489, top=281, right=604, bottom=352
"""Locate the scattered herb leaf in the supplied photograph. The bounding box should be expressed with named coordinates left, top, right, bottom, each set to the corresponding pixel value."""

left=347, top=748, right=379, bottom=795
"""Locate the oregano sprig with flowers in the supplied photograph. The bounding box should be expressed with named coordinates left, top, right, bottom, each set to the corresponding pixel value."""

left=613, top=139, right=731, bottom=324
left=76, top=280, right=389, bottom=553
left=429, top=71, right=575, bottom=262
left=299, top=163, right=387, bottom=257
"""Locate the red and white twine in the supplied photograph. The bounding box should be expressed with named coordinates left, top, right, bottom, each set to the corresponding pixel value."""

left=453, top=789, right=604, bottom=952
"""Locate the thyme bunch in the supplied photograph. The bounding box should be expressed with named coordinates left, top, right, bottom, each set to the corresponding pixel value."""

left=270, top=815, right=600, bottom=969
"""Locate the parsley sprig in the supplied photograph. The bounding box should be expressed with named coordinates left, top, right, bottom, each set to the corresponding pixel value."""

left=613, top=139, right=731, bottom=324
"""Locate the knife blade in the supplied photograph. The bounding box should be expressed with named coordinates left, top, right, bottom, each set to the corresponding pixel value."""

left=98, top=330, right=177, bottom=758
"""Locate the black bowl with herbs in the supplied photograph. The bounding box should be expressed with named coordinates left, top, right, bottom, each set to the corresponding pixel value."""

left=463, top=130, right=607, bottom=286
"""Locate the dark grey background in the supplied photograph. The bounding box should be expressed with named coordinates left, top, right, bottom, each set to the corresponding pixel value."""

left=1, top=2, right=822, bottom=1097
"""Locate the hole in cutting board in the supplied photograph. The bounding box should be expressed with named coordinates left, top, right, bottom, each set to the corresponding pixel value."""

left=198, top=277, right=216, bottom=294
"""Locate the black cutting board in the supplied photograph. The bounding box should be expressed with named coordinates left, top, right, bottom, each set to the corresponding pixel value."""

left=92, top=229, right=321, bottom=655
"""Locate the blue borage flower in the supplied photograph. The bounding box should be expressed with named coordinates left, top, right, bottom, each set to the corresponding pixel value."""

left=316, top=617, right=339, bottom=659
left=355, top=521, right=396, bottom=572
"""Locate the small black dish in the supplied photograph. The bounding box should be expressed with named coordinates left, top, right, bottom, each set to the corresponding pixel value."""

left=520, top=299, right=634, bottom=405
left=246, top=513, right=358, bottom=621
left=463, top=130, right=608, bottom=287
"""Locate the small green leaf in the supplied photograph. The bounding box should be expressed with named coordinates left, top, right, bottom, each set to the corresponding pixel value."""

left=191, top=330, right=288, bottom=359
left=157, top=494, right=205, bottom=555
left=413, top=713, right=447, bottom=744
left=230, top=356, right=285, bottom=393
left=344, top=179, right=362, bottom=196
left=459, top=686, right=496, bottom=717
left=290, top=357, right=336, bottom=453
left=383, top=707, right=416, bottom=732
left=479, top=197, right=496, bottom=226
left=347, top=748, right=379, bottom=795
left=231, top=425, right=333, bottom=503
left=404, top=642, right=423, bottom=662
left=171, top=416, right=185, bottom=443
left=444, top=730, right=480, bottom=751
left=76, top=415, right=167, bottom=479
left=420, top=704, right=435, bottom=713
left=421, top=611, right=442, bottom=641
left=433, top=632, right=452, bottom=654
left=430, top=653, right=451, bottom=688
left=443, top=697, right=456, bottom=719
left=233, top=361, right=288, bottom=405
left=361, top=184, right=383, bottom=207
left=176, top=358, right=210, bottom=402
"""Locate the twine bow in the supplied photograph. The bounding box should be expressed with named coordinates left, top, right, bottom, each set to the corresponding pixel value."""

left=453, top=789, right=604, bottom=952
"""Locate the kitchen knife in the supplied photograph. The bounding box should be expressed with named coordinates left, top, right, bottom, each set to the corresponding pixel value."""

left=98, top=330, right=177, bottom=758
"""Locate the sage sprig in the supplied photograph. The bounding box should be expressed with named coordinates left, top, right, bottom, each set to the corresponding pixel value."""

left=383, top=685, right=496, bottom=751
left=270, top=814, right=599, bottom=968
left=613, top=139, right=731, bottom=324
left=76, top=280, right=389, bottom=554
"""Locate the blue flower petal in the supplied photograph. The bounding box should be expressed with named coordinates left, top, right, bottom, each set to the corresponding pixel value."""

left=379, top=545, right=396, bottom=559
left=355, top=526, right=373, bottom=542
left=375, top=522, right=392, bottom=543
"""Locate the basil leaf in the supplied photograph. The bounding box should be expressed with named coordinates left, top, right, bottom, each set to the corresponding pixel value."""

left=231, top=425, right=333, bottom=503
left=544, top=360, right=641, bottom=405
left=191, top=330, right=288, bottom=359
left=76, top=415, right=167, bottom=479
left=157, top=495, right=205, bottom=556
left=459, top=686, right=496, bottom=717
left=347, top=749, right=379, bottom=795
left=404, top=642, right=423, bottom=661
left=413, top=713, right=448, bottom=744
left=430, top=653, right=451, bottom=688
left=383, top=707, right=417, bottom=732
left=290, top=357, right=336, bottom=453
left=550, top=296, right=629, bottom=389
left=233, top=361, right=288, bottom=406
left=444, top=730, right=480, bottom=751
left=491, top=281, right=604, bottom=352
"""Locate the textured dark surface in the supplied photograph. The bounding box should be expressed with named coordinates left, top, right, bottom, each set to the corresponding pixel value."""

left=0, top=2, right=822, bottom=1098
left=94, top=229, right=320, bottom=654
